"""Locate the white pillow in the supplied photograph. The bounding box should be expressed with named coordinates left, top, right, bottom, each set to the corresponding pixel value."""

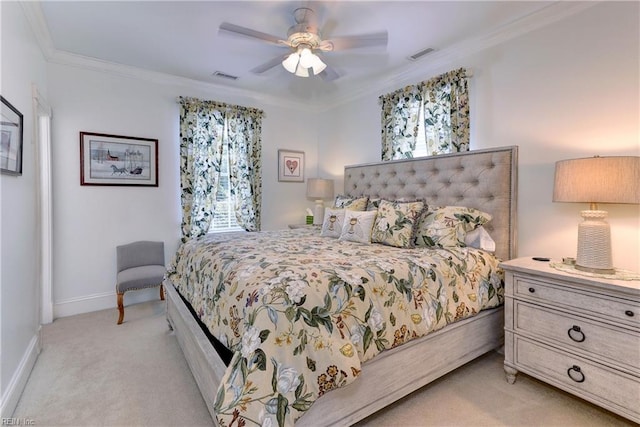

left=464, top=226, right=496, bottom=252
left=339, top=210, right=377, bottom=244
left=320, top=208, right=345, bottom=238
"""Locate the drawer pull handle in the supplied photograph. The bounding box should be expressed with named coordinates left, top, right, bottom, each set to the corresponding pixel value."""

left=567, top=325, right=586, bottom=343
left=625, top=310, right=635, bottom=317
left=567, top=365, right=585, bottom=383
left=528, top=287, right=535, bottom=293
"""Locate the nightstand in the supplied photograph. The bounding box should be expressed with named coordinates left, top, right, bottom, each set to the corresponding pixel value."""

left=500, top=257, right=640, bottom=423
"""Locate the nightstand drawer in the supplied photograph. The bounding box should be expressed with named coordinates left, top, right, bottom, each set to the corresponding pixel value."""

left=515, top=337, right=640, bottom=421
left=514, top=301, right=640, bottom=374
left=514, top=275, right=640, bottom=328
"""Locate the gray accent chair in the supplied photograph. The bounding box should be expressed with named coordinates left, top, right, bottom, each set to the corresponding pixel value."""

left=116, top=241, right=166, bottom=325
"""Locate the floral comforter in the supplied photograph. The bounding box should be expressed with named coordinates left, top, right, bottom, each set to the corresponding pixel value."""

left=167, top=228, right=504, bottom=427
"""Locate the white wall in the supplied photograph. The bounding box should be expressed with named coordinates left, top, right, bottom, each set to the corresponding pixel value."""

left=318, top=2, right=639, bottom=271
left=47, top=64, right=320, bottom=317
left=0, top=1, right=48, bottom=417
left=12, top=1, right=640, bottom=326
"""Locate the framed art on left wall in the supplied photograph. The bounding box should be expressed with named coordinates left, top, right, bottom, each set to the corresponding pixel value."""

left=80, top=132, right=158, bottom=186
left=1, top=96, right=24, bottom=176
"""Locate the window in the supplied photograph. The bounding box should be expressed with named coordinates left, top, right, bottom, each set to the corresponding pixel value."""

left=210, top=132, right=243, bottom=233
left=412, top=107, right=428, bottom=158
left=380, top=68, right=470, bottom=160
left=178, top=96, right=263, bottom=239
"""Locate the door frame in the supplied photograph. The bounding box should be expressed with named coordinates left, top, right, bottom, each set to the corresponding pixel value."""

left=32, top=84, right=53, bottom=324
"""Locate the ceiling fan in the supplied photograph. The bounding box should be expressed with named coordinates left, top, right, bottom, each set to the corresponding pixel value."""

left=219, top=7, right=388, bottom=82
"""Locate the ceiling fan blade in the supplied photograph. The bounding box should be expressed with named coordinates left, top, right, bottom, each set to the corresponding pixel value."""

left=219, top=22, right=285, bottom=45
left=251, top=55, right=287, bottom=75
left=323, top=31, right=388, bottom=51
left=318, top=64, right=340, bottom=82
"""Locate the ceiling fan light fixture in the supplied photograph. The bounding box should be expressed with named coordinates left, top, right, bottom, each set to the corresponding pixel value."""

left=294, top=63, right=309, bottom=77
left=298, top=47, right=314, bottom=68
left=282, top=52, right=300, bottom=73
left=310, top=55, right=326, bottom=75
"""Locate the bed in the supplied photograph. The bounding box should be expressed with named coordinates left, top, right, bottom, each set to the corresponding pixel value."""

left=164, top=146, right=518, bottom=426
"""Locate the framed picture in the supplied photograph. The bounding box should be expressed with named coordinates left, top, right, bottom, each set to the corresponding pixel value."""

left=278, top=149, right=305, bottom=182
left=80, top=132, right=158, bottom=186
left=1, top=96, right=24, bottom=176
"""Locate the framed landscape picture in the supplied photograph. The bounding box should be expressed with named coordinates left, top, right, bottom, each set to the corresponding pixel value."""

left=1, top=96, right=24, bottom=176
left=80, top=132, right=158, bottom=186
left=278, top=149, right=304, bottom=182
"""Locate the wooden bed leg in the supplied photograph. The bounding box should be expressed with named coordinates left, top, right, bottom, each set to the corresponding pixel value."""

left=504, top=365, right=518, bottom=384
left=117, top=292, right=125, bottom=325
left=160, top=284, right=165, bottom=301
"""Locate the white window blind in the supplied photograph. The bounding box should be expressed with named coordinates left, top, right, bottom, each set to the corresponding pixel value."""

left=209, top=134, right=243, bottom=233
left=412, top=106, right=428, bottom=158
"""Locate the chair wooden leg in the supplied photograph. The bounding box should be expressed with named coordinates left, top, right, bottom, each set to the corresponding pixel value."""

left=160, top=284, right=165, bottom=301
left=117, top=292, right=125, bottom=325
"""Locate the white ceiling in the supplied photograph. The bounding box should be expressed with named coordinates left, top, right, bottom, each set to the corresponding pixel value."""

left=36, top=1, right=557, bottom=105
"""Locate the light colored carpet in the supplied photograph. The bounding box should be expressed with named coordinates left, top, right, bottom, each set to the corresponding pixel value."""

left=13, top=300, right=635, bottom=427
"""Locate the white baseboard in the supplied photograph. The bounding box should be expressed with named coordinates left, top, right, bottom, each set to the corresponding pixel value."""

left=53, top=288, right=160, bottom=318
left=0, top=331, right=41, bottom=418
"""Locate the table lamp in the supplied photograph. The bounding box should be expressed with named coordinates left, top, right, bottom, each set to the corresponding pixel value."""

left=306, top=178, right=334, bottom=225
left=553, top=155, right=640, bottom=273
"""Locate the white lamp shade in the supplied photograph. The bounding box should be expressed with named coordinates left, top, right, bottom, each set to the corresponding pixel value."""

left=294, top=63, right=309, bottom=77
left=310, top=55, right=327, bottom=75
left=306, top=178, right=334, bottom=199
left=553, top=156, right=640, bottom=205
left=298, top=47, right=314, bottom=68
left=282, top=53, right=299, bottom=73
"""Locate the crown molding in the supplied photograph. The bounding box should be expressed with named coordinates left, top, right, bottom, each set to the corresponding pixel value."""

left=318, top=1, right=599, bottom=111
left=21, top=0, right=599, bottom=114
left=19, top=0, right=55, bottom=58
left=46, top=49, right=312, bottom=111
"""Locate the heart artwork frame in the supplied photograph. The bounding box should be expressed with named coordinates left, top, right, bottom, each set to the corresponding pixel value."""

left=278, top=149, right=305, bottom=182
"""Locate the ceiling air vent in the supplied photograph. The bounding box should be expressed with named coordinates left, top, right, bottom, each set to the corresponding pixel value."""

left=212, top=71, right=239, bottom=81
left=408, top=47, right=435, bottom=62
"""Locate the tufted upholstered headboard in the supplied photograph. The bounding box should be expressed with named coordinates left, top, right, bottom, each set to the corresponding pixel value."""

left=344, top=146, right=518, bottom=261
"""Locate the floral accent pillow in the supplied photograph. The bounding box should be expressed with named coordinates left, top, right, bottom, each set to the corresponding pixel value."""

left=338, top=210, right=377, bottom=244
left=334, top=195, right=368, bottom=211
left=371, top=199, right=426, bottom=248
left=415, top=206, right=492, bottom=248
left=320, top=208, right=345, bottom=238
left=366, top=197, right=381, bottom=211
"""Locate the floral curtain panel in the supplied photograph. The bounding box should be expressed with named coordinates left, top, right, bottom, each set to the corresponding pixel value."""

left=226, top=107, right=263, bottom=232
left=178, top=97, right=264, bottom=240
left=178, top=97, right=225, bottom=241
left=420, top=68, right=470, bottom=155
left=380, top=85, right=422, bottom=161
left=380, top=67, right=470, bottom=160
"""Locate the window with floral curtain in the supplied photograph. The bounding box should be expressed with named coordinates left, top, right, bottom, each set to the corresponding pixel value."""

left=380, top=68, right=470, bottom=160
left=177, top=97, right=263, bottom=241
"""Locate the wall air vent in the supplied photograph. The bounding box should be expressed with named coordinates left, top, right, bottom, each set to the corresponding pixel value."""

left=408, top=47, right=435, bottom=61
left=212, top=71, right=239, bottom=80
